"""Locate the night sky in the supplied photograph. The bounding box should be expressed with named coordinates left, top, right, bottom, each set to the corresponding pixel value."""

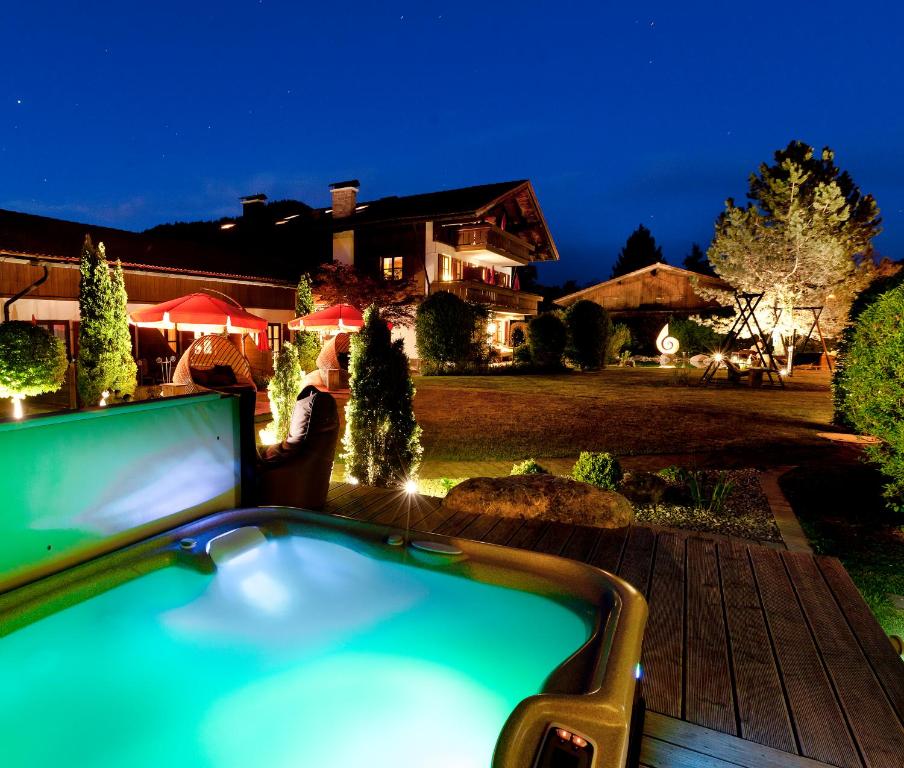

left=3, top=1, right=903, bottom=284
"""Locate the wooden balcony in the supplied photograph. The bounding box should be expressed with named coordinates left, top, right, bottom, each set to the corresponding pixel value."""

left=434, top=223, right=535, bottom=264
left=431, top=279, right=541, bottom=315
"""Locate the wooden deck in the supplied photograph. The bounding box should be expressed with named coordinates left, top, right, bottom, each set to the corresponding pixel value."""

left=323, top=482, right=904, bottom=768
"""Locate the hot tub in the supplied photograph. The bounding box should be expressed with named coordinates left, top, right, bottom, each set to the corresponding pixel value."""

left=0, top=508, right=646, bottom=768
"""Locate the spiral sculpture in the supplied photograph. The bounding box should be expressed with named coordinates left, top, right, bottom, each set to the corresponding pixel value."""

left=656, top=324, right=679, bottom=355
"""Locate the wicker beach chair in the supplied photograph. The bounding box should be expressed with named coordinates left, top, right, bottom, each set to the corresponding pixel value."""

left=172, top=335, right=255, bottom=394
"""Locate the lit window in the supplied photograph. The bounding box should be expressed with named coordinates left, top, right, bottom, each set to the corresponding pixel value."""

left=439, top=255, right=452, bottom=282
left=268, top=323, right=282, bottom=353
left=382, top=256, right=403, bottom=280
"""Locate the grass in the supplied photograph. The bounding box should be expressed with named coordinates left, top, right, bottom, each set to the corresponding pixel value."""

left=412, top=367, right=834, bottom=463
left=781, top=458, right=904, bottom=639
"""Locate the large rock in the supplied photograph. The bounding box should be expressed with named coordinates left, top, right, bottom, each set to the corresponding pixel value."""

left=443, top=474, right=633, bottom=529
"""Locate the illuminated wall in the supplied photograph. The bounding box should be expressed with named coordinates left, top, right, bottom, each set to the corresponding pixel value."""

left=0, top=393, right=241, bottom=591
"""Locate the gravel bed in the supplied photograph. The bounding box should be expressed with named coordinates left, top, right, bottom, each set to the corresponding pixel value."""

left=634, top=468, right=782, bottom=543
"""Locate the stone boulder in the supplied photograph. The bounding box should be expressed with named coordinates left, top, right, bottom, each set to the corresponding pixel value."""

left=443, top=474, right=633, bottom=529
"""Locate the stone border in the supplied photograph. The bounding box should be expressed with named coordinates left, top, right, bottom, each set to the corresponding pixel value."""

left=758, top=466, right=813, bottom=553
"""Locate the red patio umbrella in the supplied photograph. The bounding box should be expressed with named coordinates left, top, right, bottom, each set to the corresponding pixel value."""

left=130, top=291, right=269, bottom=349
left=288, top=303, right=364, bottom=332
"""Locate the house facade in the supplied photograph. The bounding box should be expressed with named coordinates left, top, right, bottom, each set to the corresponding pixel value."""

left=320, top=179, right=557, bottom=354
left=0, top=178, right=558, bottom=375
left=554, top=263, right=732, bottom=352
left=0, top=209, right=297, bottom=380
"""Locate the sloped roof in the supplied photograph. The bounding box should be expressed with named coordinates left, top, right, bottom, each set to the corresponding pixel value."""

left=0, top=208, right=293, bottom=285
left=329, top=179, right=559, bottom=261
left=555, top=262, right=733, bottom=307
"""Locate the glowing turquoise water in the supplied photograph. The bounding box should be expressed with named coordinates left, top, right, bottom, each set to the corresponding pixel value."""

left=1, top=534, right=592, bottom=767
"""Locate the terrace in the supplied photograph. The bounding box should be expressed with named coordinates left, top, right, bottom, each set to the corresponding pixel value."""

left=324, top=480, right=904, bottom=768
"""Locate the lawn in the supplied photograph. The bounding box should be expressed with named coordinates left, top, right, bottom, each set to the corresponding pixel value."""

left=413, top=367, right=835, bottom=465
left=410, top=367, right=903, bottom=639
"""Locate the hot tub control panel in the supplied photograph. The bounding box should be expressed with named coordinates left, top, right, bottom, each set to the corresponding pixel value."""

left=533, top=725, right=594, bottom=768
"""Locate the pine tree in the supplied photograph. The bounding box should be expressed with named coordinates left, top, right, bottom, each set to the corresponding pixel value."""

left=682, top=243, right=716, bottom=276
left=77, top=236, right=118, bottom=405
left=109, top=258, right=137, bottom=396
left=293, top=273, right=321, bottom=372
left=611, top=224, right=665, bottom=278
left=342, top=305, right=422, bottom=487
left=706, top=141, right=881, bottom=337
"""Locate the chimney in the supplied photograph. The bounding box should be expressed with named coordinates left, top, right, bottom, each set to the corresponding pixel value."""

left=329, top=180, right=359, bottom=219
left=240, top=193, right=268, bottom=224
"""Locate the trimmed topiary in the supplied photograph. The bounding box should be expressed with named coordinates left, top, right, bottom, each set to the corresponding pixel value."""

left=0, top=321, right=68, bottom=401
left=342, top=305, right=422, bottom=487
left=528, top=312, right=567, bottom=370
left=836, top=283, right=904, bottom=510
left=510, top=458, right=548, bottom=475
left=572, top=451, right=623, bottom=490
left=564, top=300, right=611, bottom=370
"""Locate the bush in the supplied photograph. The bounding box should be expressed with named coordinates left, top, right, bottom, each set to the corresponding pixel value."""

left=836, top=283, right=904, bottom=509
left=572, top=451, right=623, bottom=490
left=606, top=323, right=632, bottom=363
left=528, top=313, right=567, bottom=370
left=668, top=318, right=722, bottom=355
left=564, top=300, right=611, bottom=370
left=510, top=458, right=548, bottom=475
left=833, top=268, right=904, bottom=427
left=342, top=305, right=422, bottom=487
left=0, top=321, right=68, bottom=400
left=293, top=273, right=322, bottom=372
left=268, top=342, right=302, bottom=442
left=510, top=325, right=526, bottom=347
left=415, top=291, right=488, bottom=374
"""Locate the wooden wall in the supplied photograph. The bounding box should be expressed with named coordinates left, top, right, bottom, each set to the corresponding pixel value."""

left=571, top=268, right=726, bottom=313
left=1, top=261, right=295, bottom=310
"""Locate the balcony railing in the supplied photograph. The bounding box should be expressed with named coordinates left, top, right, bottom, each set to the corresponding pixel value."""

left=434, top=223, right=535, bottom=263
left=431, top=279, right=541, bottom=315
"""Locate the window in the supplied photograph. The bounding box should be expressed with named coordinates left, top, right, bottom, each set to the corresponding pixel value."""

left=164, top=327, right=178, bottom=353
left=382, top=256, right=404, bottom=280
left=439, top=254, right=452, bottom=282
left=267, top=323, right=282, bottom=353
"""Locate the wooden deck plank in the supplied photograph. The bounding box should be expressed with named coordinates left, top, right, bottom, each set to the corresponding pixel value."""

left=506, top=519, right=551, bottom=551
left=433, top=510, right=478, bottom=536
left=784, top=551, right=904, bottom=768
left=643, top=531, right=685, bottom=719
left=592, top=526, right=630, bottom=574
left=559, top=524, right=603, bottom=563
left=480, top=517, right=527, bottom=547
left=412, top=503, right=456, bottom=534
left=323, top=486, right=375, bottom=518
left=719, top=540, right=796, bottom=753
left=817, top=556, right=904, bottom=724
left=531, top=521, right=576, bottom=556
left=618, top=526, right=657, bottom=596
left=643, top=712, right=842, bottom=768
left=455, top=513, right=502, bottom=543
left=685, top=536, right=736, bottom=735
left=749, top=547, right=861, bottom=768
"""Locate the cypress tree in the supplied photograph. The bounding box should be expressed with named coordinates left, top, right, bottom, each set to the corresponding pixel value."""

left=109, top=258, right=137, bottom=397
left=342, top=305, right=422, bottom=487
left=294, top=273, right=321, bottom=372
left=77, top=236, right=118, bottom=405
left=268, top=342, right=302, bottom=442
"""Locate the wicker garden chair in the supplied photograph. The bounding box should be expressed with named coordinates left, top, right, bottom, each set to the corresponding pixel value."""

left=172, top=335, right=255, bottom=394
